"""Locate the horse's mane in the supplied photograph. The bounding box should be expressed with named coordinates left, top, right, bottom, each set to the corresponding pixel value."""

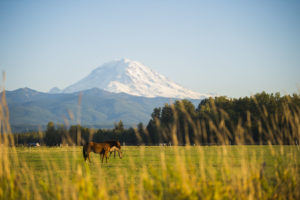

left=104, top=140, right=121, bottom=148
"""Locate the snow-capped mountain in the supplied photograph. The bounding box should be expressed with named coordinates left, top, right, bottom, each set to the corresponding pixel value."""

left=63, top=58, right=211, bottom=99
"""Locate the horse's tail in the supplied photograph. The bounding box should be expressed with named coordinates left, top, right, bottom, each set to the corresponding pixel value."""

left=83, top=143, right=88, bottom=160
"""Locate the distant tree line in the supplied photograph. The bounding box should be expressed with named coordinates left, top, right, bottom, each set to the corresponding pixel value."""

left=13, top=92, right=300, bottom=146
left=14, top=120, right=138, bottom=146
left=146, top=92, right=300, bottom=145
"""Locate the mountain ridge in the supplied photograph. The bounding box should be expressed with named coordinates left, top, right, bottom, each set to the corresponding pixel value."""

left=4, top=87, right=203, bottom=132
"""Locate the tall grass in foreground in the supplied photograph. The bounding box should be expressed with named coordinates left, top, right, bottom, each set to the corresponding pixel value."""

left=1, top=89, right=300, bottom=199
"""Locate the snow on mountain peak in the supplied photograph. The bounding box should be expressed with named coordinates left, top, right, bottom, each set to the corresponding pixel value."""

left=63, top=58, right=211, bottom=99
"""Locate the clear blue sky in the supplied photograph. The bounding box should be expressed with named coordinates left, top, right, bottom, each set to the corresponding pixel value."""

left=0, top=0, right=299, bottom=97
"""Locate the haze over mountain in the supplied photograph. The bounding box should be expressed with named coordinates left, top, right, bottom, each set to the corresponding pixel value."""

left=49, top=87, right=62, bottom=94
left=62, top=58, right=211, bottom=99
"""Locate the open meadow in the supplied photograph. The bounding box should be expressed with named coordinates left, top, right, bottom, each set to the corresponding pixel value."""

left=1, top=91, right=300, bottom=199
left=1, top=145, right=299, bottom=199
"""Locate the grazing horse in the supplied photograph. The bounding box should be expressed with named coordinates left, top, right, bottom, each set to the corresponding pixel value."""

left=104, top=140, right=122, bottom=159
left=82, top=142, right=111, bottom=163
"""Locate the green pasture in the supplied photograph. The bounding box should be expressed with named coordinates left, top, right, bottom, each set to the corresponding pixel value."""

left=3, top=145, right=300, bottom=199
left=9, top=146, right=300, bottom=183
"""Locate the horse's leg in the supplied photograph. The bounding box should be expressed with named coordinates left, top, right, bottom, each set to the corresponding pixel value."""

left=105, top=151, right=108, bottom=163
left=88, top=152, right=91, bottom=163
left=101, top=153, right=104, bottom=163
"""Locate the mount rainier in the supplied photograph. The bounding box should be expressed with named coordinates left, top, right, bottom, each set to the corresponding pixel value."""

left=6, top=59, right=213, bottom=131
left=62, top=58, right=211, bottom=99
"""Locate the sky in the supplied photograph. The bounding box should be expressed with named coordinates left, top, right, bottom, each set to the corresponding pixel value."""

left=0, top=0, right=299, bottom=98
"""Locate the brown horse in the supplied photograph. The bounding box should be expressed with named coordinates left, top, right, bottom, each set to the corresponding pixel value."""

left=104, top=140, right=122, bottom=159
left=83, top=142, right=111, bottom=163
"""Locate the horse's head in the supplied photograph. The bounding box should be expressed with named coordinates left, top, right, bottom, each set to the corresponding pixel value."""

left=119, top=149, right=123, bottom=159
left=116, top=141, right=121, bottom=149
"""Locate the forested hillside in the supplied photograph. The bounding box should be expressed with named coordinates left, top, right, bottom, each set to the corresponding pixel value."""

left=4, top=87, right=200, bottom=132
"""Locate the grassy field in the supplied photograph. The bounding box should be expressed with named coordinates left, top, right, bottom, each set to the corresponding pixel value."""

left=1, top=94, right=300, bottom=199
left=2, top=145, right=299, bottom=199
